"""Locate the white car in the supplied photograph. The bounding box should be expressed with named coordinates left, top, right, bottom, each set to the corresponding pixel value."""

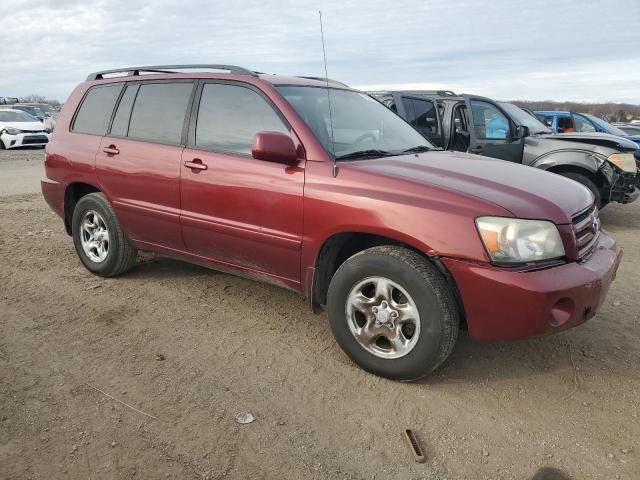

left=0, top=108, right=51, bottom=149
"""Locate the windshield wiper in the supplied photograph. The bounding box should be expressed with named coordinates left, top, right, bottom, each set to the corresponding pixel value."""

left=401, top=145, right=432, bottom=154
left=335, top=149, right=395, bottom=161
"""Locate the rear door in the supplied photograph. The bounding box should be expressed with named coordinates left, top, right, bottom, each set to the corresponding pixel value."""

left=95, top=80, right=195, bottom=250
left=179, top=81, right=304, bottom=284
left=463, top=95, right=524, bottom=163
left=393, top=93, right=444, bottom=147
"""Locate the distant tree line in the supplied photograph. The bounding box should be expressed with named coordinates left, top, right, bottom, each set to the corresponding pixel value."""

left=18, top=94, right=62, bottom=107
left=510, top=100, right=640, bottom=123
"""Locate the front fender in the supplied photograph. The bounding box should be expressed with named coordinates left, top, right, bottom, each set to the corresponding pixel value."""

left=531, top=149, right=606, bottom=174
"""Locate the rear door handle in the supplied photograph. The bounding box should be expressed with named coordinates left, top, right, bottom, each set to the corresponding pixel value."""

left=102, top=145, right=119, bottom=155
left=470, top=146, right=483, bottom=153
left=184, top=159, right=208, bottom=171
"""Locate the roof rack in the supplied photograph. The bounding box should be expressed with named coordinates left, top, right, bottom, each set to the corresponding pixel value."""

left=86, top=64, right=258, bottom=81
left=297, top=76, right=349, bottom=87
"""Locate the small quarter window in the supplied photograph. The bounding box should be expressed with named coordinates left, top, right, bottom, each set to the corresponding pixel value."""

left=72, top=84, right=123, bottom=135
left=110, top=84, right=139, bottom=137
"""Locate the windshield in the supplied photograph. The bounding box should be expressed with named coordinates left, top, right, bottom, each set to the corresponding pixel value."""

left=499, top=102, right=551, bottom=134
left=15, top=106, right=45, bottom=117
left=583, top=114, right=628, bottom=136
left=0, top=110, right=36, bottom=122
left=276, top=86, right=433, bottom=159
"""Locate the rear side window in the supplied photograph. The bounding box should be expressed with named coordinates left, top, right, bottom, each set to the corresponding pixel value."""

left=110, top=84, right=139, bottom=137
left=195, top=83, right=288, bottom=155
left=127, top=82, right=194, bottom=144
left=72, top=84, right=123, bottom=135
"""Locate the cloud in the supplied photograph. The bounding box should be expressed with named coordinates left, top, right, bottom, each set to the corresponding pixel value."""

left=1, top=0, right=638, bottom=103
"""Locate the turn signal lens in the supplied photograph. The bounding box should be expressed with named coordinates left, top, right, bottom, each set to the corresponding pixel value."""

left=607, top=153, right=637, bottom=173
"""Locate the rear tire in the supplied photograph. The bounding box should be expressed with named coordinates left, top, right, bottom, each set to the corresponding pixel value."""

left=559, top=172, right=602, bottom=208
left=326, top=246, right=460, bottom=381
left=71, top=193, right=137, bottom=277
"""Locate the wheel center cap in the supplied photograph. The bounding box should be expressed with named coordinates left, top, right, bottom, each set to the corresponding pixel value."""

left=372, top=300, right=397, bottom=328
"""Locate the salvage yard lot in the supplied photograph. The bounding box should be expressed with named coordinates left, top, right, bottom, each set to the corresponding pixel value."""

left=0, top=149, right=638, bottom=479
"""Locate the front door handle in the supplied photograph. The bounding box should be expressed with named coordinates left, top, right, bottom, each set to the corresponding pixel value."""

left=184, top=159, right=208, bottom=171
left=470, top=145, right=483, bottom=153
left=102, top=145, right=120, bottom=155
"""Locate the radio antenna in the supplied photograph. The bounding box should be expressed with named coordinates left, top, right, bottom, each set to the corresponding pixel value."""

left=319, top=10, right=338, bottom=177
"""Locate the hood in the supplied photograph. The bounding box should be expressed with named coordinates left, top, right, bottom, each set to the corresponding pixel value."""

left=0, top=120, right=46, bottom=131
left=343, top=151, right=593, bottom=225
left=539, top=132, right=638, bottom=151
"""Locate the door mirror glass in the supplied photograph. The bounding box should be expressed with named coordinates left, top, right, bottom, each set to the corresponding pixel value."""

left=252, top=131, right=298, bottom=166
left=513, top=125, right=530, bottom=139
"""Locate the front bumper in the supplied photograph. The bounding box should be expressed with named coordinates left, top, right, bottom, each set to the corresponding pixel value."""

left=1, top=131, right=51, bottom=149
left=443, top=231, right=620, bottom=341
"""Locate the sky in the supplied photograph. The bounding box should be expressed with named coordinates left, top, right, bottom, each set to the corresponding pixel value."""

left=1, top=0, right=639, bottom=104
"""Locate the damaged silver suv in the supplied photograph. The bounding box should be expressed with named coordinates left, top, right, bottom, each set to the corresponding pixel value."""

left=372, top=91, right=639, bottom=208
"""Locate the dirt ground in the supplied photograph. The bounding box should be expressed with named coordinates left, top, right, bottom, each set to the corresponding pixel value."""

left=1, top=149, right=638, bottom=480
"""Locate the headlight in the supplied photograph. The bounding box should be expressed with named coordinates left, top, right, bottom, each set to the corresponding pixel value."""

left=608, top=153, right=637, bottom=173
left=4, top=127, right=21, bottom=135
left=476, top=217, right=565, bottom=265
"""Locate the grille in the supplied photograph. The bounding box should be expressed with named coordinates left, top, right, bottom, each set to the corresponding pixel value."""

left=22, top=135, right=49, bottom=145
left=572, top=205, right=600, bottom=259
left=21, top=129, right=46, bottom=134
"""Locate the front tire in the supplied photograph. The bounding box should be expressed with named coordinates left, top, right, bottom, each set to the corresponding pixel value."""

left=71, top=192, right=137, bottom=277
left=327, top=246, right=460, bottom=381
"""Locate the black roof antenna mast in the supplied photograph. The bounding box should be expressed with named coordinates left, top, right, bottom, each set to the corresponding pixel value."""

left=319, top=10, right=338, bottom=177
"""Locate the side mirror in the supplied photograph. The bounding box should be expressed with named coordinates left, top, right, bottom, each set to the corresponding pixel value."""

left=513, top=125, right=529, bottom=140
left=252, top=131, right=299, bottom=166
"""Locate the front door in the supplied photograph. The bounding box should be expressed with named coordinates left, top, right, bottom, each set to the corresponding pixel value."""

left=463, top=95, right=524, bottom=163
left=179, top=81, right=305, bottom=284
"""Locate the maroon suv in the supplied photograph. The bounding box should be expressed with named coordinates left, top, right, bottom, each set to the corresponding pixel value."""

left=42, top=65, right=621, bottom=380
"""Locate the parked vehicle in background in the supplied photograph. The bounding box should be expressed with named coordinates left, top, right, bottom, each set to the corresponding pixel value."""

left=616, top=124, right=640, bottom=136
left=6, top=103, right=59, bottom=131
left=0, top=108, right=51, bottom=149
left=42, top=65, right=622, bottom=381
left=535, top=111, right=640, bottom=146
left=371, top=91, right=639, bottom=208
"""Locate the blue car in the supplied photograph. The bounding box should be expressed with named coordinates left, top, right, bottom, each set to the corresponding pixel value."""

left=535, top=111, right=640, bottom=147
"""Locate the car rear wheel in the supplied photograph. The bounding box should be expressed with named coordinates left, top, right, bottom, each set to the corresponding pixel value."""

left=71, top=192, right=137, bottom=277
left=326, top=246, right=460, bottom=381
left=559, top=172, right=602, bottom=208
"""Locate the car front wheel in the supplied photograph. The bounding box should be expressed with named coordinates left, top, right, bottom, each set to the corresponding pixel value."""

left=327, top=246, right=460, bottom=381
left=71, top=192, right=137, bottom=277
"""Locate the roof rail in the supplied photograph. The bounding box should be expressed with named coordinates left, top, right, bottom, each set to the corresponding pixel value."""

left=297, top=76, right=349, bottom=87
left=86, top=64, right=258, bottom=81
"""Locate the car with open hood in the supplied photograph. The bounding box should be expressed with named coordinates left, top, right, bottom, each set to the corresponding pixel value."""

left=371, top=91, right=639, bottom=208
left=41, top=65, right=621, bottom=381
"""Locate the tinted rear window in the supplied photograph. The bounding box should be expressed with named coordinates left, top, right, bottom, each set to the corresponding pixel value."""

left=127, top=82, right=193, bottom=144
left=72, top=84, right=123, bottom=135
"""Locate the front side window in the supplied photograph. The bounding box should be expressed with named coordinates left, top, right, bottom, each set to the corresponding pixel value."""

left=72, top=84, right=123, bottom=135
left=571, top=114, right=596, bottom=133
left=127, top=82, right=193, bottom=144
left=195, top=83, right=289, bottom=155
left=470, top=100, right=509, bottom=140
left=276, top=86, right=433, bottom=159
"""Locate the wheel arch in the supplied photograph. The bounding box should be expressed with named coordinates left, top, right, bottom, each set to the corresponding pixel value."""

left=63, top=182, right=102, bottom=235
left=309, top=231, right=466, bottom=327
